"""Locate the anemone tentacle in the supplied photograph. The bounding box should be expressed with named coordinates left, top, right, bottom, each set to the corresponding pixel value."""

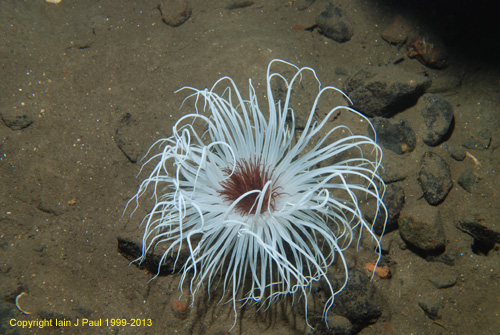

left=127, top=59, right=387, bottom=330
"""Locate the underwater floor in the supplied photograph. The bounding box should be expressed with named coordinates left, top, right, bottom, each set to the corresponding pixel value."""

left=1, top=1, right=499, bottom=334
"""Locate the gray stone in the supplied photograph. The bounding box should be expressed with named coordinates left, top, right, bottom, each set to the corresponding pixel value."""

left=445, top=143, right=466, bottom=161
left=227, top=0, right=255, bottom=9
left=159, top=0, right=192, bottom=27
left=418, top=299, right=441, bottom=320
left=381, top=15, right=410, bottom=45
left=367, top=183, right=405, bottom=235
left=456, top=217, right=500, bottom=255
left=418, top=94, right=454, bottom=146
left=325, top=315, right=352, bottom=335
left=429, top=273, right=457, bottom=289
left=399, top=205, right=446, bottom=254
left=457, top=168, right=479, bottom=193
left=417, top=152, right=453, bottom=205
left=463, top=128, right=491, bottom=150
left=369, top=117, right=416, bottom=154
left=316, top=2, right=353, bottom=43
left=114, top=113, right=142, bottom=163
left=329, top=270, right=382, bottom=330
left=343, top=66, right=432, bottom=117
left=117, top=237, right=191, bottom=275
left=0, top=107, right=33, bottom=130
left=379, top=160, right=408, bottom=183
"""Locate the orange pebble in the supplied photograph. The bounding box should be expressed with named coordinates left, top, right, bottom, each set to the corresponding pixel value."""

left=365, top=262, right=391, bottom=279
left=171, top=300, right=190, bottom=320
left=293, top=24, right=307, bottom=30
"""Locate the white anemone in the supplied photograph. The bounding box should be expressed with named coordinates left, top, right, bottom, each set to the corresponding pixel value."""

left=128, top=59, right=387, bottom=328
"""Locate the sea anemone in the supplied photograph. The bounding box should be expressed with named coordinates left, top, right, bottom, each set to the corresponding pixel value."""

left=127, top=59, right=387, bottom=328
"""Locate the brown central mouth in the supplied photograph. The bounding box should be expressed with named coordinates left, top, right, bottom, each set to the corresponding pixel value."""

left=218, top=159, right=282, bottom=215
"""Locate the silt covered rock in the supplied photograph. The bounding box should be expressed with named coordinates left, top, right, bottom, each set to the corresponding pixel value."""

left=417, top=152, right=453, bottom=205
left=418, top=94, right=454, bottom=147
left=344, top=66, right=431, bottom=117
left=316, top=2, right=353, bottom=43
left=399, top=204, right=446, bottom=255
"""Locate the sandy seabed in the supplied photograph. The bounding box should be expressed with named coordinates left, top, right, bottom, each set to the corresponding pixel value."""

left=1, top=1, right=499, bottom=334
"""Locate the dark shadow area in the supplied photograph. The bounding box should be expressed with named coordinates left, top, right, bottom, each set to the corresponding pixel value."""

left=375, top=0, right=500, bottom=66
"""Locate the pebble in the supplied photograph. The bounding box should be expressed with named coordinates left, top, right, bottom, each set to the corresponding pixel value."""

left=316, top=2, right=353, bottom=43
left=117, top=237, right=190, bottom=275
left=368, top=183, right=405, bottom=235
left=457, top=168, right=479, bottom=193
left=159, top=0, right=192, bottom=27
left=417, top=94, right=454, bottom=147
left=0, top=107, right=33, bottom=130
left=418, top=299, right=441, bottom=320
left=171, top=300, right=190, bottom=320
left=398, top=204, right=446, bottom=254
left=456, top=218, right=500, bottom=255
left=364, top=262, right=391, bottom=279
left=330, top=270, right=383, bottom=330
left=114, top=113, right=142, bottom=163
left=429, top=273, right=457, bottom=289
left=462, top=128, right=491, bottom=150
left=227, top=0, right=254, bottom=9
left=369, top=117, right=416, bottom=154
left=445, top=143, right=466, bottom=161
left=379, top=161, right=408, bottom=183
left=343, top=65, right=431, bottom=117
left=325, top=315, right=353, bottom=335
left=381, top=15, right=410, bottom=45
left=417, top=152, right=453, bottom=205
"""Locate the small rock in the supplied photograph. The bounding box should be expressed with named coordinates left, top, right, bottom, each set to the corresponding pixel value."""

left=369, top=117, right=416, bottom=154
left=334, top=66, right=349, bottom=76
left=227, top=0, right=254, bottom=9
left=368, top=183, right=405, bottom=235
left=417, top=152, right=453, bottom=206
left=381, top=15, right=411, bottom=45
left=329, top=270, right=382, bottom=330
left=316, top=2, right=353, bottom=43
left=398, top=205, right=446, bottom=254
left=114, top=113, right=142, bottom=163
left=117, top=237, right=190, bottom=275
left=429, top=273, right=457, bottom=289
left=171, top=300, right=190, bottom=320
left=445, top=143, right=466, bottom=161
left=462, top=128, right=491, bottom=150
left=457, top=168, right=479, bottom=193
left=343, top=66, right=431, bottom=117
left=311, top=314, right=353, bottom=335
left=0, top=107, right=33, bottom=130
left=364, top=262, right=391, bottom=279
left=325, top=315, right=353, bottom=335
left=159, top=0, right=192, bottom=27
left=418, top=299, right=441, bottom=320
left=418, top=94, right=454, bottom=147
left=379, top=161, right=407, bottom=183
left=456, top=218, right=500, bottom=255
left=296, top=0, right=316, bottom=11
